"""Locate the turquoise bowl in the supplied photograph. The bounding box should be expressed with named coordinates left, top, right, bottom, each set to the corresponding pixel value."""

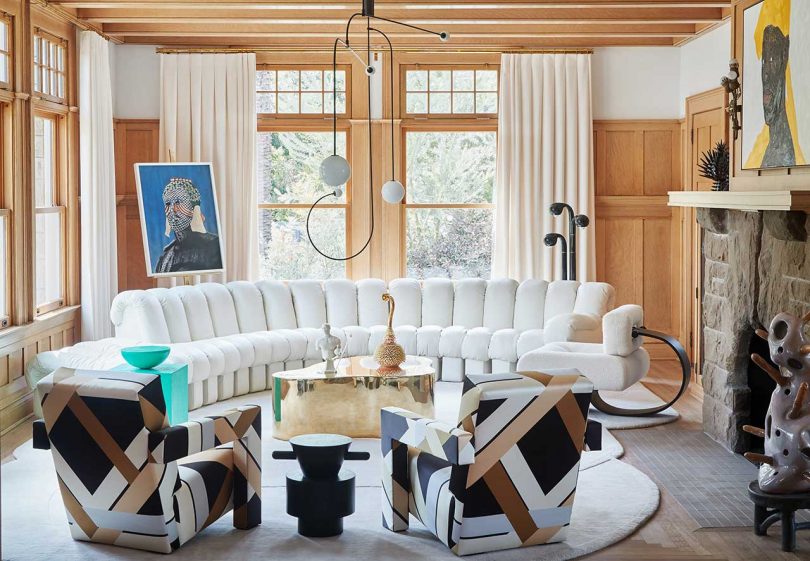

left=121, top=345, right=171, bottom=370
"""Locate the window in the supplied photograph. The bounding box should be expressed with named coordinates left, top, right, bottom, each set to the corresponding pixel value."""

left=404, top=131, right=497, bottom=279
left=0, top=103, right=9, bottom=326
left=0, top=16, right=10, bottom=88
left=34, top=114, right=64, bottom=314
left=257, top=130, right=348, bottom=280
left=257, top=67, right=347, bottom=116
left=403, top=67, right=498, bottom=116
left=33, top=32, right=66, bottom=102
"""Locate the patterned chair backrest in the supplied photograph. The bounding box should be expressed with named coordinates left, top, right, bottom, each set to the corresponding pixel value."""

left=453, top=372, right=593, bottom=552
left=37, top=369, right=180, bottom=552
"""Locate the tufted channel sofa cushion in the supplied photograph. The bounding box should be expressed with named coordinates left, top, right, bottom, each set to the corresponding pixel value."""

left=28, top=278, right=614, bottom=411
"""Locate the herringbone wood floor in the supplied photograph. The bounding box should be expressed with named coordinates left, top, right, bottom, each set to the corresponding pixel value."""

left=3, top=383, right=809, bottom=560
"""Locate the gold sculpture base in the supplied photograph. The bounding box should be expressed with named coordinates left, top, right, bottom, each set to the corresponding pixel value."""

left=271, top=356, right=435, bottom=440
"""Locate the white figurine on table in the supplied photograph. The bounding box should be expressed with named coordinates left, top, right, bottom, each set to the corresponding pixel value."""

left=317, top=323, right=342, bottom=374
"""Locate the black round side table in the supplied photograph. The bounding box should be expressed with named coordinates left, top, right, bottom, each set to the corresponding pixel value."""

left=272, top=434, right=370, bottom=537
left=748, top=481, right=810, bottom=552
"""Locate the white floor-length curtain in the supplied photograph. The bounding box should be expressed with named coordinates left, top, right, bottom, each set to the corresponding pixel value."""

left=493, top=53, right=595, bottom=282
left=159, top=53, right=257, bottom=283
left=79, top=31, right=117, bottom=340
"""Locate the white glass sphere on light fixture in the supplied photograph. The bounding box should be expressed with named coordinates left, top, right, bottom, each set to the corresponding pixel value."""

left=320, top=154, right=351, bottom=187
left=381, top=180, right=405, bottom=204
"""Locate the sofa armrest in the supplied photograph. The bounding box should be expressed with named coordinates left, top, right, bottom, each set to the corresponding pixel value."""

left=149, top=405, right=261, bottom=464
left=543, top=312, right=602, bottom=344
left=603, top=305, right=644, bottom=356
left=381, top=407, right=474, bottom=465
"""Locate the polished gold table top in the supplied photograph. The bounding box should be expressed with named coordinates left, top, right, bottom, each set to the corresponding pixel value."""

left=272, top=356, right=435, bottom=440
left=273, top=355, right=435, bottom=381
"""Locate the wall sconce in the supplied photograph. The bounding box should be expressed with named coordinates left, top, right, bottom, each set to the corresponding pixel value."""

left=721, top=59, right=742, bottom=140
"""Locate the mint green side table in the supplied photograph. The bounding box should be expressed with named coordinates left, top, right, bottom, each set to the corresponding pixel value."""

left=113, top=363, right=189, bottom=425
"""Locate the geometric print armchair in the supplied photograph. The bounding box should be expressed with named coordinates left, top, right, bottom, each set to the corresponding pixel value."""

left=32, top=368, right=261, bottom=554
left=381, top=371, right=594, bottom=556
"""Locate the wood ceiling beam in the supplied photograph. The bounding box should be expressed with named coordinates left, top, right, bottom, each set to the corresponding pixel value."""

left=75, top=7, right=725, bottom=21
left=115, top=34, right=678, bottom=46
left=58, top=0, right=731, bottom=7
left=80, top=12, right=724, bottom=25
left=100, top=22, right=696, bottom=35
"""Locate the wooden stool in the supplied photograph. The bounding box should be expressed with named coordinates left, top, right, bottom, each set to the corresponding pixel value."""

left=748, top=481, right=810, bottom=552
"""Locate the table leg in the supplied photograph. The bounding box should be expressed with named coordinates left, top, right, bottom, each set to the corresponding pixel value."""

left=754, top=504, right=768, bottom=536
left=781, top=508, right=796, bottom=552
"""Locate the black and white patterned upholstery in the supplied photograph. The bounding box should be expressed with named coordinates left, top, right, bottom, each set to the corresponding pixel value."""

left=34, top=367, right=261, bottom=553
left=381, top=372, right=595, bottom=556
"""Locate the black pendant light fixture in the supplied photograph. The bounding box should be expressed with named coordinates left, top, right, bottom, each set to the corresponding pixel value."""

left=306, top=0, right=448, bottom=261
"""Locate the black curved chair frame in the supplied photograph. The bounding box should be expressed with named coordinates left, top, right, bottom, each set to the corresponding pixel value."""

left=590, top=326, right=692, bottom=417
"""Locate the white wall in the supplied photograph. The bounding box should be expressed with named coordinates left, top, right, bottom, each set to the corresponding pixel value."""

left=109, top=24, right=732, bottom=122
left=679, top=22, right=731, bottom=110
left=591, top=47, right=682, bottom=119
left=111, top=44, right=161, bottom=119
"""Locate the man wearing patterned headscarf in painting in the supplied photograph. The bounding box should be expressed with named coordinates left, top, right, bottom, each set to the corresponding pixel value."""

left=156, top=177, right=223, bottom=273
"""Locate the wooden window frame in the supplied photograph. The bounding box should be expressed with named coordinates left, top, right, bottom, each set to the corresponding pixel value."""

left=0, top=13, right=11, bottom=91
left=32, top=29, right=67, bottom=104
left=256, top=64, right=352, bottom=121
left=33, top=109, right=67, bottom=317
left=256, top=122, right=353, bottom=279
left=0, top=98, right=10, bottom=328
left=399, top=122, right=498, bottom=278
left=400, top=64, right=500, bottom=120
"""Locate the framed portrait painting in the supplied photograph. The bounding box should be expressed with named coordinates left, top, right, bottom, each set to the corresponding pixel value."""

left=134, top=162, right=226, bottom=278
left=742, top=0, right=810, bottom=170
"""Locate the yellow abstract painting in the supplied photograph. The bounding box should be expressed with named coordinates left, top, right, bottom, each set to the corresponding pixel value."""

left=742, top=0, right=810, bottom=169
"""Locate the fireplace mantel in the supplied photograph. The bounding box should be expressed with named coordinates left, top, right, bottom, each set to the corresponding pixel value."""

left=668, top=190, right=810, bottom=212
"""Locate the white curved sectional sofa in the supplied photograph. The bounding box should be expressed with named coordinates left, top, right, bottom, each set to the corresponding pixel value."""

left=29, top=278, right=615, bottom=411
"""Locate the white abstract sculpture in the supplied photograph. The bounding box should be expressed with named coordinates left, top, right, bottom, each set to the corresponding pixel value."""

left=317, top=323, right=342, bottom=374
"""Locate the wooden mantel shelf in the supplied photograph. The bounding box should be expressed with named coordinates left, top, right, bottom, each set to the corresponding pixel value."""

left=668, top=190, right=810, bottom=212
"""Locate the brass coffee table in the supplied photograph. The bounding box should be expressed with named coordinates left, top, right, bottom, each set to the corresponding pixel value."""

left=271, top=356, right=435, bottom=440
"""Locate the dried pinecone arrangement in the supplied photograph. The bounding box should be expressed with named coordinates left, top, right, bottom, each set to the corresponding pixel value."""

left=698, top=140, right=730, bottom=192
left=744, top=312, right=810, bottom=493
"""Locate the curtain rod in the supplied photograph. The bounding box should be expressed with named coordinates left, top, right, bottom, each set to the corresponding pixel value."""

left=156, top=47, right=592, bottom=55
left=30, top=0, right=121, bottom=44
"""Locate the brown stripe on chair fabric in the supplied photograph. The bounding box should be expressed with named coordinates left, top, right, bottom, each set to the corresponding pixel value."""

left=67, top=393, right=141, bottom=483
left=57, top=475, right=99, bottom=538
left=139, top=395, right=169, bottom=431
left=232, top=407, right=260, bottom=436
left=555, top=391, right=589, bottom=454
left=525, top=524, right=564, bottom=546
left=467, top=375, right=579, bottom=485
left=41, top=376, right=90, bottom=432
left=482, top=460, right=541, bottom=542
left=517, top=370, right=557, bottom=386
left=214, top=419, right=240, bottom=445
left=203, top=471, right=234, bottom=529
left=112, top=464, right=168, bottom=513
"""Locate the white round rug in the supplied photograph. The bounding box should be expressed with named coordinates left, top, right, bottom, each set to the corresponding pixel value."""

left=1, top=383, right=656, bottom=560
left=1, top=446, right=657, bottom=561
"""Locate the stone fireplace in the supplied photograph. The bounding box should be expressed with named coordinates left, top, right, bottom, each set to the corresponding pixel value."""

left=698, top=208, right=810, bottom=453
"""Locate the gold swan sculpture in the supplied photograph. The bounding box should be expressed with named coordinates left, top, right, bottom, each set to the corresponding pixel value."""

left=374, top=292, right=406, bottom=372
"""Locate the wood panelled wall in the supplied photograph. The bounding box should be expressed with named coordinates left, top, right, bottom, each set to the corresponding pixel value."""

left=593, top=120, right=685, bottom=365
left=114, top=120, right=158, bottom=292
left=0, top=1, right=81, bottom=435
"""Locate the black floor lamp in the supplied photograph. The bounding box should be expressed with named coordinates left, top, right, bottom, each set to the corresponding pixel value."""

left=547, top=202, right=590, bottom=281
